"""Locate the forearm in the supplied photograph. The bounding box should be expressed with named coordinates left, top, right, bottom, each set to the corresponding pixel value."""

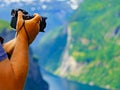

left=3, top=38, right=16, bottom=56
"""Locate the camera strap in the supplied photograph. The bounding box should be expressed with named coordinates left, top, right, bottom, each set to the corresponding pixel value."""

left=15, top=20, right=25, bottom=36
left=23, top=21, right=30, bottom=44
left=16, top=20, right=30, bottom=44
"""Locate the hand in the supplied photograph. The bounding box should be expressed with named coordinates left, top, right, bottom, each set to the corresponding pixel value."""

left=16, top=11, right=41, bottom=44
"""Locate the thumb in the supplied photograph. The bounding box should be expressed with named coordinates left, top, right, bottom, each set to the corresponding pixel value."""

left=16, top=11, right=24, bottom=31
left=17, top=11, right=23, bottom=20
left=31, top=13, right=41, bottom=23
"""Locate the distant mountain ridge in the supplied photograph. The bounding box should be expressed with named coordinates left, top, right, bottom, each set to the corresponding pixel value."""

left=0, top=20, right=10, bottom=31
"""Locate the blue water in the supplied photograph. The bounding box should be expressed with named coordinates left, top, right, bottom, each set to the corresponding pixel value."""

left=41, top=68, right=106, bottom=90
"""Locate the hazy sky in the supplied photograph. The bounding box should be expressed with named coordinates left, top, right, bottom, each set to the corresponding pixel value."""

left=0, top=0, right=83, bottom=10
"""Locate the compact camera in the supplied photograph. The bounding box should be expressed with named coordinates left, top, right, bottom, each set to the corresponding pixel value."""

left=10, top=8, right=47, bottom=32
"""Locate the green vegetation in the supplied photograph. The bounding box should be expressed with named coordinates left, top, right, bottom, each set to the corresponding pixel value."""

left=32, top=0, right=120, bottom=89
left=0, top=20, right=10, bottom=31
left=67, top=0, right=120, bottom=89
left=37, top=26, right=67, bottom=72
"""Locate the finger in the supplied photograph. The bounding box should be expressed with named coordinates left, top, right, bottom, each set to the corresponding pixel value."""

left=31, top=13, right=41, bottom=23
left=16, top=11, right=24, bottom=31
left=17, top=11, right=23, bottom=21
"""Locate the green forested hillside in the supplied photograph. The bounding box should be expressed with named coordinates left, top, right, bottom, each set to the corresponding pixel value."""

left=36, top=26, right=67, bottom=71
left=67, top=0, right=120, bottom=89
left=0, top=20, right=9, bottom=31
left=36, top=0, right=120, bottom=89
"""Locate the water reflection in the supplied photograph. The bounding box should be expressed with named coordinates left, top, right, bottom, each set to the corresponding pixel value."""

left=41, top=68, right=106, bottom=90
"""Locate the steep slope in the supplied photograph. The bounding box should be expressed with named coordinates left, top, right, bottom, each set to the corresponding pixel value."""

left=36, top=26, right=67, bottom=72
left=57, top=0, right=120, bottom=89
left=36, top=0, right=120, bottom=89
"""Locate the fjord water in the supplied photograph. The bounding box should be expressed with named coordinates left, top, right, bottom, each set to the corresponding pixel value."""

left=41, top=68, right=106, bottom=90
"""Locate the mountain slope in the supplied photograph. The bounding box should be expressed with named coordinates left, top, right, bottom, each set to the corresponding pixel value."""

left=0, top=20, right=10, bottom=31
left=59, top=0, right=120, bottom=89
left=36, top=0, right=120, bottom=89
left=35, top=26, right=67, bottom=72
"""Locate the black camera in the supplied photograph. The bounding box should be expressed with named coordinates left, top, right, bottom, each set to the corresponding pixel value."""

left=10, top=8, right=47, bottom=32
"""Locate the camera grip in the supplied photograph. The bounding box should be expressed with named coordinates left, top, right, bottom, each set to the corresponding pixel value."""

left=10, top=16, right=17, bottom=29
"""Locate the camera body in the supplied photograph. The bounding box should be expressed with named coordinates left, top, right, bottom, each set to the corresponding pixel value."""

left=10, top=8, right=47, bottom=32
